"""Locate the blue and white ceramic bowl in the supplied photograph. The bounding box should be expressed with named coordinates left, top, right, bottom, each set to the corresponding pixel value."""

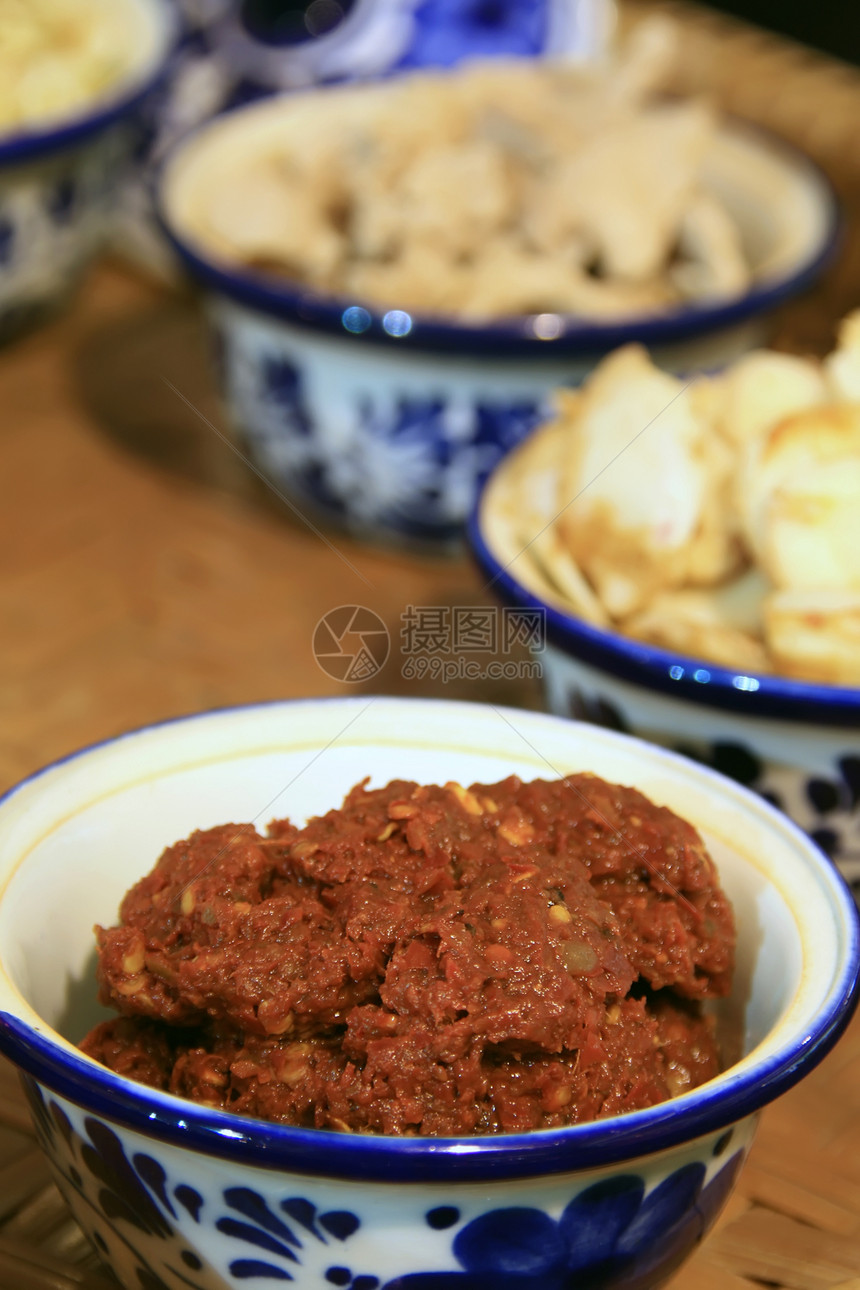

left=0, top=0, right=175, bottom=339
left=114, top=0, right=613, bottom=276
left=470, top=476, right=860, bottom=899
left=0, top=697, right=857, bottom=1290
left=157, top=92, right=838, bottom=548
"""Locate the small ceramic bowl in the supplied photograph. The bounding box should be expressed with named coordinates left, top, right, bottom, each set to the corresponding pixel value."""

left=0, top=0, right=175, bottom=339
left=0, top=697, right=857, bottom=1290
left=114, top=0, right=613, bottom=276
left=469, top=481, right=860, bottom=897
left=157, top=94, right=838, bottom=548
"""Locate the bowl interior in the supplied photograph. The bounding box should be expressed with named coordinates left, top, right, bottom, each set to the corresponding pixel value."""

left=160, top=89, right=835, bottom=334
left=0, top=698, right=851, bottom=1111
left=100, top=0, right=173, bottom=93
left=0, top=0, right=173, bottom=158
left=473, top=428, right=860, bottom=722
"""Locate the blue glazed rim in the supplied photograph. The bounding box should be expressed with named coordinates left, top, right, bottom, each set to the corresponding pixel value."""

left=468, top=490, right=860, bottom=728
left=0, top=696, right=858, bottom=1183
left=0, top=0, right=176, bottom=168
left=156, top=112, right=841, bottom=359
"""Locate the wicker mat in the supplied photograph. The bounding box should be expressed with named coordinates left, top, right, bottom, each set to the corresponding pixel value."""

left=3, top=2, right=860, bottom=1286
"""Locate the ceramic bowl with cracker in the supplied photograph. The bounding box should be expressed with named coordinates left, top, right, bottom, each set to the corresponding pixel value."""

left=0, top=0, right=175, bottom=339
left=156, top=66, right=838, bottom=548
left=113, top=0, right=614, bottom=276
left=0, top=697, right=857, bottom=1290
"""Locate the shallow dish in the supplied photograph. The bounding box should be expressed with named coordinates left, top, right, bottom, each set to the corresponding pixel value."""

left=0, top=696, right=857, bottom=1289
left=157, top=97, right=838, bottom=547
left=0, top=0, right=175, bottom=339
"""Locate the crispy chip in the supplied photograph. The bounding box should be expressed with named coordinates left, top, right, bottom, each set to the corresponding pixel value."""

left=669, top=192, right=751, bottom=302
left=622, top=583, right=771, bottom=674
left=528, top=529, right=611, bottom=628
left=741, top=403, right=860, bottom=589
left=0, top=0, right=148, bottom=131
left=479, top=315, right=860, bottom=688
left=824, top=309, right=860, bottom=401
left=719, top=350, right=826, bottom=449
left=764, top=590, right=860, bottom=686
left=174, top=30, right=758, bottom=324
left=554, top=345, right=712, bottom=617
left=204, top=159, right=344, bottom=285
left=480, top=417, right=609, bottom=627
left=538, top=101, right=715, bottom=285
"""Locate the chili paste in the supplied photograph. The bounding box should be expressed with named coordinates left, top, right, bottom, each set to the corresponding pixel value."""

left=80, top=774, right=735, bottom=1135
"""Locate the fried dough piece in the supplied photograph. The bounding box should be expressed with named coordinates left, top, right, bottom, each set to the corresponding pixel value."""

left=478, top=496, right=566, bottom=615
left=686, top=409, right=745, bottom=586
left=434, top=239, right=577, bottom=320
left=481, top=414, right=612, bottom=627
left=741, top=403, right=860, bottom=588
left=605, top=14, right=679, bottom=108
left=460, top=243, right=678, bottom=321
left=345, top=241, right=472, bottom=316
left=717, top=349, right=826, bottom=449
left=555, top=345, right=714, bottom=617
left=622, top=577, right=771, bottom=674
left=536, top=101, right=714, bottom=283
left=669, top=192, right=751, bottom=301
left=0, top=0, right=138, bottom=130
left=824, top=309, right=860, bottom=401
left=202, top=157, right=345, bottom=285
left=528, top=527, right=612, bottom=627
left=764, top=590, right=860, bottom=685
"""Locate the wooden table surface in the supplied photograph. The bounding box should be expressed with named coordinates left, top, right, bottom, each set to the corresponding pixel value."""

left=2, top=3, right=860, bottom=1287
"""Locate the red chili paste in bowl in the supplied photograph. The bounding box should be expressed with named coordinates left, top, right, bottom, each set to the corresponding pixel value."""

left=81, top=774, right=735, bottom=1135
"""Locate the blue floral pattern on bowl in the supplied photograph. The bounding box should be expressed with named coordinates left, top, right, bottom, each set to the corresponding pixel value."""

left=0, top=0, right=175, bottom=335
left=385, top=1145, right=745, bottom=1290
left=215, top=304, right=549, bottom=544
left=21, top=1076, right=753, bottom=1290
left=0, top=130, right=126, bottom=337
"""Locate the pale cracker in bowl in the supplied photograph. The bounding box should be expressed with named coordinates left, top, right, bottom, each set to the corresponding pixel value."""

left=0, top=0, right=163, bottom=135
left=483, top=312, right=860, bottom=686
left=166, top=18, right=808, bottom=327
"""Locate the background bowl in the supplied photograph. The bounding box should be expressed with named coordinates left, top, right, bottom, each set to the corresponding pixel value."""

left=113, top=0, right=614, bottom=277
left=0, top=697, right=857, bottom=1290
left=158, top=93, right=838, bottom=548
left=469, top=479, right=860, bottom=899
left=0, top=0, right=175, bottom=340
